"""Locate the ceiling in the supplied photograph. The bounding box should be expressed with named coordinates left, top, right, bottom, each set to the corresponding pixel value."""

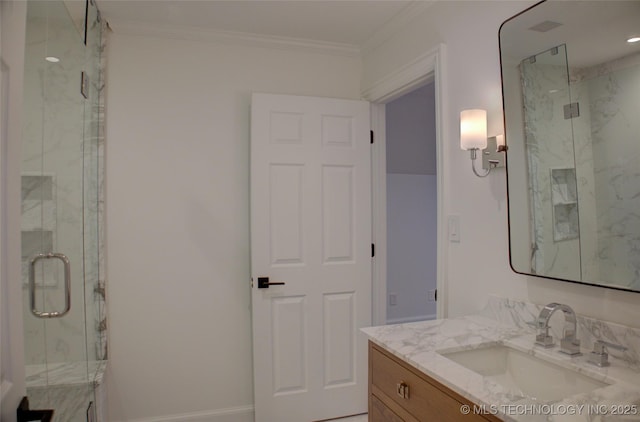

left=96, top=0, right=417, bottom=48
left=500, top=1, right=640, bottom=68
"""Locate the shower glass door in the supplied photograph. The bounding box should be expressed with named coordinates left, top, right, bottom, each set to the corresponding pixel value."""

left=520, top=45, right=582, bottom=280
left=21, top=0, right=104, bottom=419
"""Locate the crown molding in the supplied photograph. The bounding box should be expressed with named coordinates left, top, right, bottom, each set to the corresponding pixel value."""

left=361, top=1, right=436, bottom=56
left=107, top=20, right=361, bottom=58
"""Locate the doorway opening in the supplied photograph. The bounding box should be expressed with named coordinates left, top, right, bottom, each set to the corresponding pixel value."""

left=385, top=83, right=437, bottom=324
left=366, top=45, right=448, bottom=326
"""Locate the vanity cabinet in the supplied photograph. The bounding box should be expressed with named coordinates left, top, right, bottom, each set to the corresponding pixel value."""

left=369, top=341, right=501, bottom=422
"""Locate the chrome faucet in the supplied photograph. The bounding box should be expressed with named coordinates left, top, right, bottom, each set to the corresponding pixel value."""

left=535, top=303, right=581, bottom=355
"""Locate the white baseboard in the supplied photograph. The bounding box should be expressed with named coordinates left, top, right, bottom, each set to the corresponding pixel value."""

left=386, top=314, right=436, bottom=325
left=114, top=405, right=254, bottom=422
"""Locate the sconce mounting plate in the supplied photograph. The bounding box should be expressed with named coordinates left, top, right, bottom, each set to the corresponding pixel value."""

left=482, top=136, right=506, bottom=170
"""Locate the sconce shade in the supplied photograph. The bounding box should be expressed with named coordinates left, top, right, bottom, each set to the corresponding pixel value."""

left=460, top=109, right=487, bottom=150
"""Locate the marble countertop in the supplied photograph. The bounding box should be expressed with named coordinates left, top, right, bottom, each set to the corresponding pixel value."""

left=362, top=298, right=640, bottom=422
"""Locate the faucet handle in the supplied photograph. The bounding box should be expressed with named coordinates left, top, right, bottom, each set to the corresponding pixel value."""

left=535, top=326, right=555, bottom=348
left=594, top=340, right=627, bottom=353
left=588, top=340, right=627, bottom=367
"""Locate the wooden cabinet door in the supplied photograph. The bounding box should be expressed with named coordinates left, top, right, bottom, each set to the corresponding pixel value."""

left=369, top=341, right=502, bottom=422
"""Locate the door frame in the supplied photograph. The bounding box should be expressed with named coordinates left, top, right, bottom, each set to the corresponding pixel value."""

left=363, top=44, right=449, bottom=325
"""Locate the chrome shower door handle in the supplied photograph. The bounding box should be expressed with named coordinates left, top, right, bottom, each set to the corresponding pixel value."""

left=29, top=253, right=71, bottom=318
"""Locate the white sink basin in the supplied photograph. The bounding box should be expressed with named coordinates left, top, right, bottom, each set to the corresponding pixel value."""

left=439, top=345, right=609, bottom=402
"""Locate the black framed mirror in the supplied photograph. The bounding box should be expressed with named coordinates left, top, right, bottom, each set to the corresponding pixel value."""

left=500, top=0, right=640, bottom=292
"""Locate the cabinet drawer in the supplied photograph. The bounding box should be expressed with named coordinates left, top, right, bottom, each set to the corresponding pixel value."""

left=370, top=394, right=404, bottom=422
left=370, top=342, right=497, bottom=422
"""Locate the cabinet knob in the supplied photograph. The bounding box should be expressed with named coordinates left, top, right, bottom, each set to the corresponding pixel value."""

left=396, top=381, right=410, bottom=399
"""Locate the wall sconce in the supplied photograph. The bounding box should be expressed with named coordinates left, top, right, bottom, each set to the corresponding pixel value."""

left=460, top=109, right=506, bottom=178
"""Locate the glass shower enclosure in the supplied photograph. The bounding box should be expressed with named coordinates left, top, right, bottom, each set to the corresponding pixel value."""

left=21, top=0, right=106, bottom=420
left=519, top=44, right=583, bottom=280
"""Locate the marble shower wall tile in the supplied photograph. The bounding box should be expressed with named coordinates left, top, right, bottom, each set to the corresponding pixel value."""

left=565, top=76, right=599, bottom=282
left=25, top=360, right=105, bottom=387
left=95, top=18, right=108, bottom=361
left=82, top=5, right=105, bottom=363
left=27, top=383, right=93, bottom=422
left=580, top=53, right=640, bottom=290
left=26, top=360, right=107, bottom=422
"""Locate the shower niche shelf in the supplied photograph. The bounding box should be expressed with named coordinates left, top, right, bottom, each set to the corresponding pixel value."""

left=551, top=168, right=579, bottom=241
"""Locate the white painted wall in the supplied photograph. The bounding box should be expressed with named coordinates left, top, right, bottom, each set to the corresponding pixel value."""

left=105, top=30, right=361, bottom=421
left=386, top=174, right=437, bottom=323
left=103, top=2, right=640, bottom=421
left=386, top=83, right=436, bottom=175
left=363, top=1, right=640, bottom=326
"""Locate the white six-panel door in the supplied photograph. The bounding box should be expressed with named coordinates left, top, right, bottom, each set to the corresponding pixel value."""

left=250, top=93, right=371, bottom=422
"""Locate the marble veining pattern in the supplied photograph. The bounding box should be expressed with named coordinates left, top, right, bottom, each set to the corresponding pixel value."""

left=26, top=360, right=106, bottom=422
left=27, top=383, right=94, bottom=422
left=26, top=360, right=106, bottom=388
left=583, top=53, right=640, bottom=290
left=363, top=296, right=640, bottom=421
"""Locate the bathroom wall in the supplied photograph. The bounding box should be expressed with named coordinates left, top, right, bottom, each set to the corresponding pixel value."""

left=362, top=0, right=640, bottom=326
left=385, top=83, right=437, bottom=323
left=104, top=2, right=640, bottom=421
left=105, top=29, right=361, bottom=421
left=386, top=174, right=437, bottom=323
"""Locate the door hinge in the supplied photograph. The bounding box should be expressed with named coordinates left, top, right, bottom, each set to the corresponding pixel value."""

left=370, top=130, right=374, bottom=144
left=371, top=243, right=375, bottom=258
left=435, top=289, right=437, bottom=301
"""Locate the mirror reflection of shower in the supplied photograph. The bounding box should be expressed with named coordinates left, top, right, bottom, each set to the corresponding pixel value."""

left=520, top=44, right=583, bottom=281
left=516, top=39, right=640, bottom=290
